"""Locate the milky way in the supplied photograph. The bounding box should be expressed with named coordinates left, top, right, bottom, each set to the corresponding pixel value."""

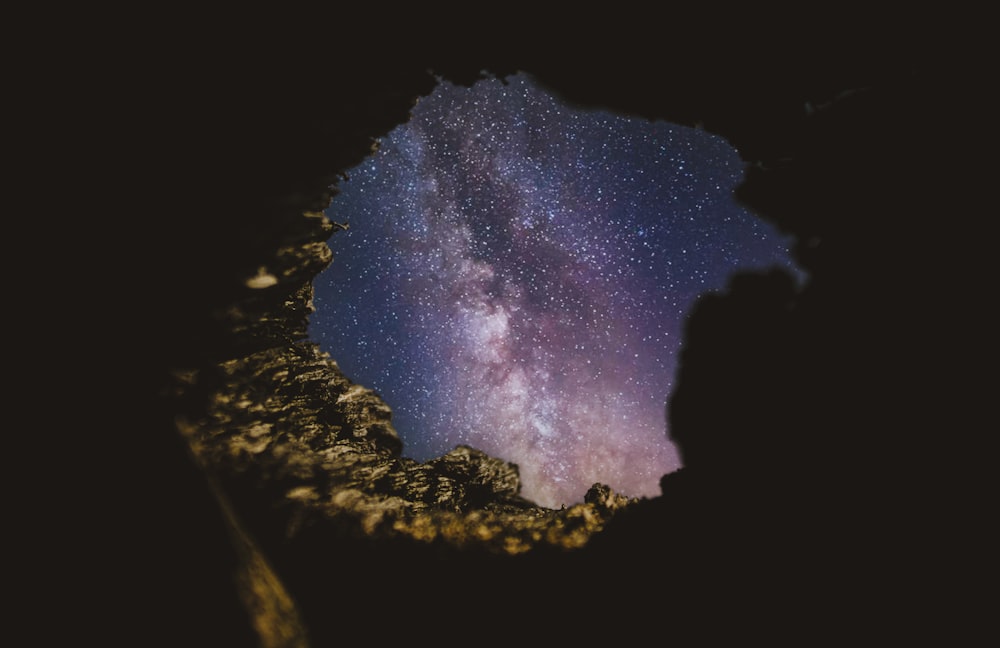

left=311, top=73, right=801, bottom=508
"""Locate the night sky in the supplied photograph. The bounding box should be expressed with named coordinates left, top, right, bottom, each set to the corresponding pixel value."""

left=311, top=73, right=802, bottom=508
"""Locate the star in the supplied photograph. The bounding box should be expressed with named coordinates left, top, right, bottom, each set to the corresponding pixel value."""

left=311, top=72, right=802, bottom=508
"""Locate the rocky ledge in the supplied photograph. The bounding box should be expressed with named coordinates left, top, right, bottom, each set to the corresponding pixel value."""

left=171, top=332, right=633, bottom=555
left=157, top=203, right=637, bottom=646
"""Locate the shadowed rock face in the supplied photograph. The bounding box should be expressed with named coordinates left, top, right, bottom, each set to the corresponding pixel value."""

left=159, top=193, right=637, bottom=645
left=95, top=26, right=982, bottom=647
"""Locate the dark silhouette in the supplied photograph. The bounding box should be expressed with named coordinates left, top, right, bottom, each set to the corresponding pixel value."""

left=90, top=20, right=985, bottom=647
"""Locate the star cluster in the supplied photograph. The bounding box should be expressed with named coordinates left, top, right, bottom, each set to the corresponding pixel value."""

left=311, top=73, right=800, bottom=508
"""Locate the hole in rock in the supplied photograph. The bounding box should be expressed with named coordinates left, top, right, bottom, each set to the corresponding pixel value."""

left=310, top=72, right=803, bottom=509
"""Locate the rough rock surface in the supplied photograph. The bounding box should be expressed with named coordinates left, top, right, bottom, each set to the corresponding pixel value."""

left=172, top=334, right=631, bottom=554
left=155, top=200, right=638, bottom=645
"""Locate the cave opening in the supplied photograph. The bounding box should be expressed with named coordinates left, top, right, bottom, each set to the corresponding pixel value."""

left=309, top=71, right=803, bottom=508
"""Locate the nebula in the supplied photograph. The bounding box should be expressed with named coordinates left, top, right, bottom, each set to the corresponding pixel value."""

left=311, top=73, right=800, bottom=508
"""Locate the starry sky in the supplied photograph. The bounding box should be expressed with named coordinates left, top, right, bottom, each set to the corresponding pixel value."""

left=311, top=73, right=801, bottom=508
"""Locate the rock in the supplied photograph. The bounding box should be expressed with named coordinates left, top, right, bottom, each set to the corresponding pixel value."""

left=108, top=27, right=978, bottom=646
